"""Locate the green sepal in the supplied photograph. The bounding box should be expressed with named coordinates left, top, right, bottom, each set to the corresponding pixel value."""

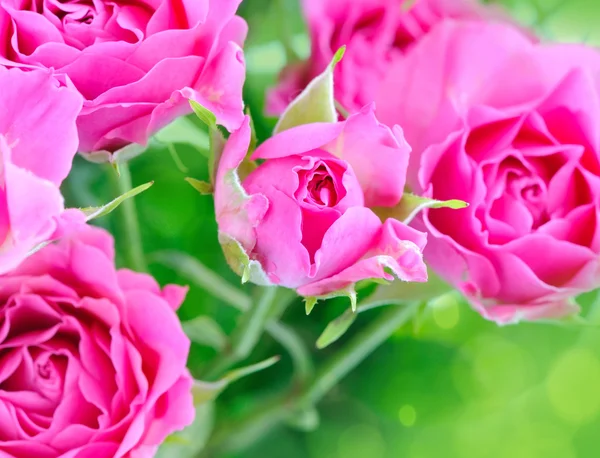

left=218, top=233, right=273, bottom=286
left=305, top=297, right=318, bottom=315
left=274, top=46, right=345, bottom=134
left=316, top=308, right=358, bottom=349
left=190, top=100, right=217, bottom=128
left=304, top=284, right=357, bottom=315
left=81, top=181, right=154, bottom=221
left=185, top=177, right=213, bottom=195
left=375, top=193, right=469, bottom=225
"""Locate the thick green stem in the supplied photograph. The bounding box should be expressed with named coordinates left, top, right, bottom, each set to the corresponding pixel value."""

left=203, top=286, right=278, bottom=380
left=115, top=162, right=147, bottom=272
left=203, top=303, right=419, bottom=455
left=299, top=302, right=418, bottom=407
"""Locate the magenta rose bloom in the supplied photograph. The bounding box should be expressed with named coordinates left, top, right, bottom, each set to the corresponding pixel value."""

left=215, top=106, right=428, bottom=298
left=0, top=0, right=247, bottom=154
left=267, top=0, right=494, bottom=116
left=0, top=226, right=194, bottom=456
left=0, top=66, right=84, bottom=275
left=379, top=21, right=600, bottom=323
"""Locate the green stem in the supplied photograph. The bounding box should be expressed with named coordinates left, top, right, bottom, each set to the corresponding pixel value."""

left=299, top=302, right=418, bottom=407
left=150, top=251, right=252, bottom=311
left=203, top=303, right=419, bottom=455
left=266, top=321, right=313, bottom=384
left=115, top=162, right=147, bottom=272
left=203, top=286, right=278, bottom=380
left=153, top=253, right=313, bottom=385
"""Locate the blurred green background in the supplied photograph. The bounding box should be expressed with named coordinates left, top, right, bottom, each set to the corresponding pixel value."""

left=63, top=1, right=600, bottom=457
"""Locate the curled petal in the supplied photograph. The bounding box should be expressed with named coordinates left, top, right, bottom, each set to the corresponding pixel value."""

left=298, top=218, right=427, bottom=297
left=215, top=117, right=269, bottom=253
left=323, top=105, right=411, bottom=207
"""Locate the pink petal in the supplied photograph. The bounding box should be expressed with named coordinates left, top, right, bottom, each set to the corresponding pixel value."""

left=139, top=373, right=195, bottom=446
left=311, top=207, right=382, bottom=282
left=298, top=218, right=427, bottom=297
left=324, top=106, right=411, bottom=207
left=215, top=118, right=269, bottom=254
left=251, top=122, right=344, bottom=161
left=250, top=188, right=311, bottom=287
left=124, top=290, right=190, bottom=402
left=0, top=67, right=82, bottom=185
left=184, top=41, right=246, bottom=132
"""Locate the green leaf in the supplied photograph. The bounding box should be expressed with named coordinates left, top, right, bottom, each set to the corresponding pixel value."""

left=273, top=46, right=345, bottom=134
left=218, top=232, right=273, bottom=287
left=81, top=181, right=154, bottom=221
left=193, top=356, right=280, bottom=404
left=185, top=177, right=213, bottom=195
left=224, top=355, right=280, bottom=383
left=375, top=193, right=468, bottom=225
left=316, top=308, right=357, bottom=349
left=286, top=407, right=320, bottom=432
left=192, top=379, right=228, bottom=406
left=190, top=100, right=217, bottom=128
left=154, top=115, right=210, bottom=156
left=182, top=316, right=228, bottom=351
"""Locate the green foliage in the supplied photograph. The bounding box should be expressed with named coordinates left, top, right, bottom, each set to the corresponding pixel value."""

left=81, top=181, right=154, bottom=221
left=316, top=308, right=357, bottom=349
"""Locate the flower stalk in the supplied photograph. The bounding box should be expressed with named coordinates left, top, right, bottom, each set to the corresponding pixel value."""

left=114, top=161, right=148, bottom=273
left=201, top=302, right=419, bottom=455
left=203, top=286, right=279, bottom=380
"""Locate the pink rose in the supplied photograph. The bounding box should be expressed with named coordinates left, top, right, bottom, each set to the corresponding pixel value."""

left=0, top=66, right=84, bottom=275
left=215, top=107, right=428, bottom=298
left=0, top=0, right=247, bottom=154
left=267, top=0, right=493, bottom=116
left=380, top=21, right=600, bottom=323
left=0, top=225, right=194, bottom=457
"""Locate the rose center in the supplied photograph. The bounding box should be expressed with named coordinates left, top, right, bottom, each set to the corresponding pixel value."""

left=308, top=174, right=337, bottom=207
left=508, top=174, right=549, bottom=228
left=37, top=360, right=52, bottom=379
left=297, top=164, right=343, bottom=209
